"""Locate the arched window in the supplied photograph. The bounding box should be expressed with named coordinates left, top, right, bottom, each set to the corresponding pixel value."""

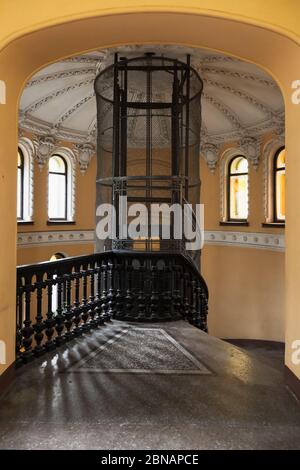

left=48, top=155, right=68, bottom=220
left=17, top=138, right=34, bottom=222
left=17, top=148, right=24, bottom=219
left=274, top=147, right=285, bottom=222
left=228, top=156, right=248, bottom=221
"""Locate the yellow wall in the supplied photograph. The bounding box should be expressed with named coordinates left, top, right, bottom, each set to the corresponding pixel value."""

left=0, top=1, right=299, bottom=381
left=17, top=244, right=94, bottom=266
left=203, top=246, right=284, bottom=341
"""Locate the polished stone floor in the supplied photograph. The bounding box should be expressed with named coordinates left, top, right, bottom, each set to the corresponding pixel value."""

left=0, top=320, right=300, bottom=450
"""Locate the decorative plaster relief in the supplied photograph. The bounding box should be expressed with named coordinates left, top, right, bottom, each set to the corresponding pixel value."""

left=204, top=230, right=284, bottom=251
left=17, top=229, right=284, bottom=252
left=17, top=230, right=94, bottom=248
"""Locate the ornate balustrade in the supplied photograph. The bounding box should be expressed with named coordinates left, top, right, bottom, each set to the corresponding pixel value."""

left=16, top=251, right=208, bottom=366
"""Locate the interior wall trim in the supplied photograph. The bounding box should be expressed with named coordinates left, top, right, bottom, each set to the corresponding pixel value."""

left=17, top=230, right=94, bottom=248
left=204, top=230, right=284, bottom=251
left=17, top=229, right=285, bottom=251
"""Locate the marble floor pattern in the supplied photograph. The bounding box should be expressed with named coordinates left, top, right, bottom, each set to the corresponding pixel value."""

left=0, top=320, right=300, bottom=450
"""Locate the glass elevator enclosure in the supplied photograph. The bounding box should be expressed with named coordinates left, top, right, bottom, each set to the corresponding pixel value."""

left=95, top=53, right=203, bottom=263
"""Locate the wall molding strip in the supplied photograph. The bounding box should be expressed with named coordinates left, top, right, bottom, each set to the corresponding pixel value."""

left=17, top=230, right=94, bottom=248
left=204, top=230, right=285, bottom=252
left=17, top=229, right=285, bottom=251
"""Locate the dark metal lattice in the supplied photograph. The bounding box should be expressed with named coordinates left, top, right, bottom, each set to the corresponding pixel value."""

left=94, top=53, right=203, bottom=260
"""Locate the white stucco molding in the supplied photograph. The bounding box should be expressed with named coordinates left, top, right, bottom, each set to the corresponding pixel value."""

left=17, top=229, right=284, bottom=252
left=17, top=230, right=94, bottom=248
left=204, top=230, right=284, bottom=252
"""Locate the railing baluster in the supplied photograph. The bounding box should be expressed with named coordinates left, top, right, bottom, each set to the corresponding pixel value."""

left=183, top=272, right=190, bottom=320
left=101, top=263, right=108, bottom=320
left=33, top=273, right=45, bottom=357
left=107, top=261, right=116, bottom=319
left=190, top=279, right=197, bottom=326
left=44, top=273, right=56, bottom=351
left=55, top=273, right=65, bottom=346
left=72, top=270, right=82, bottom=336
left=88, top=266, right=97, bottom=327
left=21, top=275, right=34, bottom=363
left=15, top=282, right=24, bottom=366
left=200, top=288, right=208, bottom=332
left=150, top=266, right=159, bottom=320
left=137, top=265, right=145, bottom=320
left=81, top=266, right=90, bottom=331
left=162, top=264, right=172, bottom=320
left=125, top=263, right=133, bottom=318
left=172, top=265, right=181, bottom=319
left=64, top=273, right=74, bottom=341
left=95, top=266, right=104, bottom=325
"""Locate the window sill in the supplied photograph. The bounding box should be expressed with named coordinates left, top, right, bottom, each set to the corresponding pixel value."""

left=219, top=221, right=249, bottom=227
left=262, top=222, right=285, bottom=228
left=17, top=220, right=34, bottom=226
left=47, top=220, right=76, bottom=226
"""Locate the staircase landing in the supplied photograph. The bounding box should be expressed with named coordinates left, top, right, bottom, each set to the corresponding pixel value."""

left=0, top=321, right=300, bottom=450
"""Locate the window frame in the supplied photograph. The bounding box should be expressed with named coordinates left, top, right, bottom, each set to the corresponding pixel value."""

left=17, top=148, right=24, bottom=220
left=227, top=155, right=249, bottom=222
left=273, top=146, right=285, bottom=223
left=48, top=154, right=68, bottom=221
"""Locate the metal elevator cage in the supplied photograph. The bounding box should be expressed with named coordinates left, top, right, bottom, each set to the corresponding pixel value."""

left=95, top=53, right=203, bottom=262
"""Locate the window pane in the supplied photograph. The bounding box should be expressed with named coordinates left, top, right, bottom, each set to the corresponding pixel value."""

left=48, top=173, right=66, bottom=219
left=276, top=169, right=285, bottom=220
left=49, top=155, right=65, bottom=173
left=231, top=156, right=248, bottom=174
left=276, top=149, right=285, bottom=169
left=230, top=174, right=248, bottom=219
left=17, top=167, right=22, bottom=218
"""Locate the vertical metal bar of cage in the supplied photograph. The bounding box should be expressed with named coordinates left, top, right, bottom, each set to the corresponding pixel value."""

left=120, top=61, right=128, bottom=179
left=146, top=55, right=152, bottom=251
left=112, top=53, right=120, bottom=240
left=185, top=55, right=191, bottom=201
left=172, top=60, right=180, bottom=202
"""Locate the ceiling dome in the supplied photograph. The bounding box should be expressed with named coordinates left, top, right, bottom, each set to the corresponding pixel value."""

left=19, top=45, right=284, bottom=147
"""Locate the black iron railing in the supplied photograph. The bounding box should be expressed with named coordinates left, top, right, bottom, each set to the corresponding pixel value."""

left=16, top=251, right=208, bottom=366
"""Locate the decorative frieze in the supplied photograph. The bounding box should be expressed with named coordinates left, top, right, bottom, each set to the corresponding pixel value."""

left=204, top=230, right=284, bottom=252
left=19, top=46, right=285, bottom=154
left=17, top=230, right=94, bottom=248
left=17, top=229, right=284, bottom=252
left=34, top=135, right=56, bottom=170
left=201, top=143, right=220, bottom=173
left=238, top=136, right=261, bottom=169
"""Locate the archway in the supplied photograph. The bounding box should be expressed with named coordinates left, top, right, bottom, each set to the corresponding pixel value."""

left=0, top=5, right=299, bottom=397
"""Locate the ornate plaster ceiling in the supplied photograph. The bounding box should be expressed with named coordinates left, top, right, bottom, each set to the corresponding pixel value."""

left=19, top=45, right=284, bottom=151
